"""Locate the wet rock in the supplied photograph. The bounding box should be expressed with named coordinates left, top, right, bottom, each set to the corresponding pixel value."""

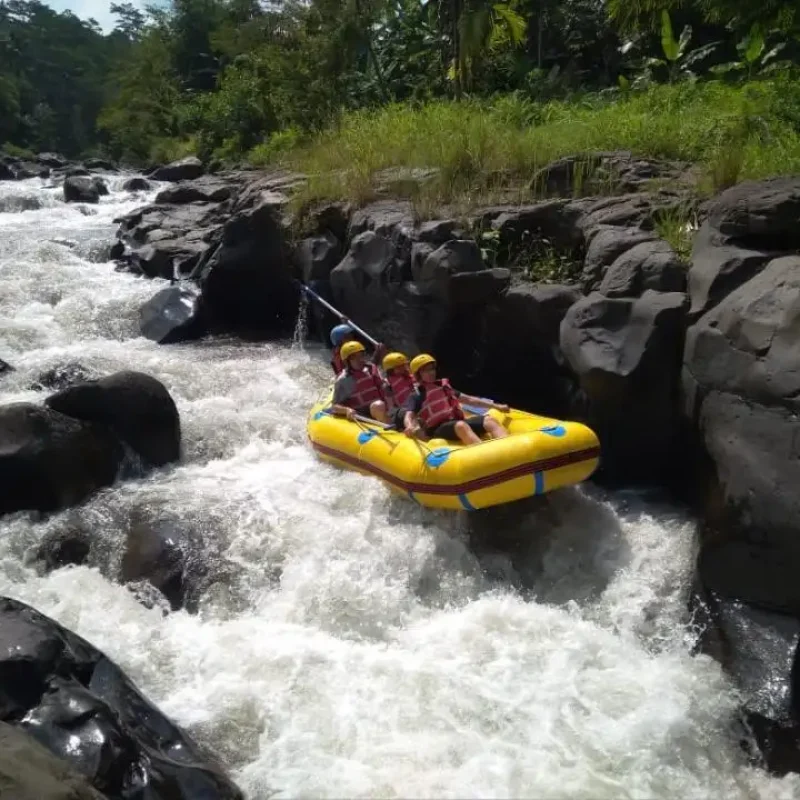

left=597, top=239, right=686, bottom=298
left=83, top=157, right=116, bottom=171
left=121, top=176, right=150, bottom=192
left=64, top=165, right=90, bottom=178
left=0, top=722, right=104, bottom=800
left=139, top=285, right=207, bottom=344
left=294, top=232, right=342, bottom=283
left=0, top=596, right=243, bottom=799
left=63, top=176, right=100, bottom=204
left=581, top=226, right=657, bottom=291
left=0, top=403, right=122, bottom=516
left=45, top=371, right=180, bottom=468
left=130, top=239, right=206, bottom=279
left=36, top=152, right=68, bottom=169
left=29, top=362, right=97, bottom=392
left=120, top=512, right=207, bottom=611
left=109, top=240, right=124, bottom=260
left=0, top=161, right=14, bottom=180
left=691, top=585, right=800, bottom=774
left=91, top=175, right=109, bottom=196
left=560, top=290, right=688, bottom=484
left=14, top=161, right=50, bottom=179
left=33, top=528, right=92, bottom=571
left=415, top=239, right=484, bottom=288
left=0, top=358, right=13, bottom=375
left=150, top=156, right=204, bottom=182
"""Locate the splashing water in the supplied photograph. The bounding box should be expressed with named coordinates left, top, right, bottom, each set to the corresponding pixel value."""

left=1, top=175, right=799, bottom=800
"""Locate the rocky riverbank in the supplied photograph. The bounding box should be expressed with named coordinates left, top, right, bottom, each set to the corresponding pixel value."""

left=107, top=155, right=800, bottom=775
left=2, top=148, right=800, bottom=783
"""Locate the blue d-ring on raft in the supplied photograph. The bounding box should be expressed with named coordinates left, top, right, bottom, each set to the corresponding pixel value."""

left=312, top=409, right=328, bottom=421
left=357, top=429, right=379, bottom=445
left=425, top=447, right=452, bottom=468
left=539, top=424, right=566, bottom=437
left=534, top=471, right=545, bottom=495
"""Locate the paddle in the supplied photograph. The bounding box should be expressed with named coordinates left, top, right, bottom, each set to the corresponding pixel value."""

left=299, top=283, right=381, bottom=348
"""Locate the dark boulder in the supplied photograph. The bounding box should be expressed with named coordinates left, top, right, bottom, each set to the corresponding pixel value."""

left=0, top=722, right=104, bottom=800
left=0, top=596, right=243, bottom=799
left=36, top=152, right=68, bottom=169
left=294, top=232, right=342, bottom=283
left=63, top=176, right=100, bottom=204
left=0, top=358, right=13, bottom=375
left=91, top=176, right=109, bottom=196
left=198, top=185, right=299, bottom=334
left=121, top=176, right=151, bottom=192
left=83, top=157, right=116, bottom=171
left=303, top=201, right=351, bottom=241
left=139, top=285, right=207, bottom=344
left=415, top=239, right=484, bottom=289
left=14, top=161, right=49, bottom=179
left=691, top=585, right=800, bottom=774
left=597, top=239, right=686, bottom=298
left=155, top=179, right=233, bottom=205
left=688, top=178, right=800, bottom=318
left=65, top=166, right=90, bottom=178
left=349, top=200, right=414, bottom=240
left=33, top=527, right=92, bottom=571
left=581, top=226, right=657, bottom=291
left=46, top=371, right=181, bottom=468
left=487, top=200, right=583, bottom=259
left=0, top=403, right=122, bottom=516
left=476, top=281, right=582, bottom=414
left=150, top=157, right=204, bottom=182
left=29, top=362, right=97, bottom=392
left=129, top=239, right=206, bottom=279
left=0, top=161, right=14, bottom=180
left=560, top=290, right=688, bottom=484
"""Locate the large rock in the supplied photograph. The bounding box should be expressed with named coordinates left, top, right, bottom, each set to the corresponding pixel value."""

left=63, top=176, right=100, bottom=204
left=0, top=722, right=104, bottom=799
left=45, top=371, right=181, bottom=468
left=294, top=232, right=342, bottom=283
left=36, top=152, right=68, bottom=169
left=597, top=239, right=685, bottom=298
left=155, top=178, right=233, bottom=205
left=0, top=597, right=243, bottom=799
left=688, top=178, right=800, bottom=318
left=150, top=156, right=204, bottom=182
left=29, top=362, right=97, bottom=392
left=122, top=176, right=151, bottom=192
left=83, top=157, right=116, bottom=171
left=560, top=290, right=688, bottom=484
left=0, top=358, right=13, bottom=375
left=198, top=183, right=299, bottom=334
left=581, top=226, right=657, bottom=291
left=139, top=285, right=207, bottom=344
left=0, top=403, right=122, bottom=516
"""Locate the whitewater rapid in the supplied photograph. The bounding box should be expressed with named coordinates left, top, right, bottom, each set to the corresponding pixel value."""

left=0, top=175, right=798, bottom=799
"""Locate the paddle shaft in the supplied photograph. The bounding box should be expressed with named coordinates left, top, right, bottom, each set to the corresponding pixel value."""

left=301, top=284, right=380, bottom=348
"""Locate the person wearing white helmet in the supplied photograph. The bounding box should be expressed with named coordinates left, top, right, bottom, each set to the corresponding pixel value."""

left=402, top=353, right=509, bottom=445
left=331, top=340, right=390, bottom=423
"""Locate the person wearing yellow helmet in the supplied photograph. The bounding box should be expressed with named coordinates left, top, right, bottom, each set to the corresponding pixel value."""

left=329, top=324, right=386, bottom=375
left=380, top=351, right=420, bottom=432
left=331, top=340, right=390, bottom=423
left=402, top=354, right=509, bottom=445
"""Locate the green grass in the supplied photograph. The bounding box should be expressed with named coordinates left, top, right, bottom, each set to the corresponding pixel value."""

left=280, top=78, right=800, bottom=210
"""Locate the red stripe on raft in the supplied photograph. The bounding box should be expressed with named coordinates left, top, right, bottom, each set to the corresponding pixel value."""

left=310, top=440, right=601, bottom=496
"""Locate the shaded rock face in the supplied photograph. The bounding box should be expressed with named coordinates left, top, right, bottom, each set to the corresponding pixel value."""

left=0, top=403, right=123, bottom=516
left=45, top=371, right=181, bottom=468
left=0, top=722, right=104, bottom=800
left=139, top=285, right=206, bottom=344
left=122, top=177, right=151, bottom=192
left=0, top=597, right=243, bottom=799
left=150, top=156, right=204, bottom=182
left=64, top=176, right=100, bottom=204
left=560, top=291, right=688, bottom=484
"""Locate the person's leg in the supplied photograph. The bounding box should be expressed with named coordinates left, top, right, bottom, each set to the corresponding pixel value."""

left=452, top=419, right=482, bottom=445
left=483, top=416, right=508, bottom=439
left=369, top=400, right=389, bottom=423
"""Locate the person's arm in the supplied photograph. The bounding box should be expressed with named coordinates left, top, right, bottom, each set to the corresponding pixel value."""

left=459, top=392, right=510, bottom=413
left=369, top=342, right=387, bottom=365
left=402, top=393, right=423, bottom=437
left=331, top=377, right=357, bottom=420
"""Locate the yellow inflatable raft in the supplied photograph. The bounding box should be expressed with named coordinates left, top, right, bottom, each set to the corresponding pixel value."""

left=306, top=393, right=600, bottom=511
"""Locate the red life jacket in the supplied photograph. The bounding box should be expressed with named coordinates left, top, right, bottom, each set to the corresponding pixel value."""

left=417, top=379, right=464, bottom=430
left=344, top=364, right=387, bottom=409
left=387, top=371, right=415, bottom=408
left=331, top=347, right=344, bottom=374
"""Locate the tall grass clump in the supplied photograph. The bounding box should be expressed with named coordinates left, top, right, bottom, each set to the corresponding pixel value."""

left=291, top=78, right=800, bottom=208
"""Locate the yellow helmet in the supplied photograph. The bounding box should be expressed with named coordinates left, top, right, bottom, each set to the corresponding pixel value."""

left=382, top=352, right=408, bottom=372
left=410, top=353, right=436, bottom=375
left=340, top=340, right=366, bottom=362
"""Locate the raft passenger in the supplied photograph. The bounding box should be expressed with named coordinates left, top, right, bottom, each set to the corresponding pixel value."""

left=403, top=353, right=509, bottom=445
left=329, top=324, right=385, bottom=374
left=331, top=341, right=390, bottom=423
left=382, top=352, right=419, bottom=432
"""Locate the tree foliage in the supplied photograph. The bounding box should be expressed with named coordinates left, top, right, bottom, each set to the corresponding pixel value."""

left=0, top=0, right=797, bottom=163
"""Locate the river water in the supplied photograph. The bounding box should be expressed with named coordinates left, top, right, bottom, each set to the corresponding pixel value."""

left=0, top=176, right=797, bottom=799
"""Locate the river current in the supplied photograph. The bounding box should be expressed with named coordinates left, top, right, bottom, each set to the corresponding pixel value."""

left=0, top=175, right=797, bottom=799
